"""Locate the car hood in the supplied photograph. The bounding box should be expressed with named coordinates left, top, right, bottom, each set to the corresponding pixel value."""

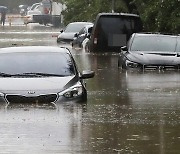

left=127, top=51, right=180, bottom=65
left=58, top=32, right=76, bottom=40
left=0, top=76, right=76, bottom=95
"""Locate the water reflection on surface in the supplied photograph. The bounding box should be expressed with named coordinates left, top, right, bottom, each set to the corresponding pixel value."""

left=0, top=102, right=88, bottom=153
left=0, top=24, right=59, bottom=47
left=0, top=24, right=180, bottom=153
left=73, top=51, right=180, bottom=153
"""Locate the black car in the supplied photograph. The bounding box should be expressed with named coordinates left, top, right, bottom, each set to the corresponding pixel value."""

left=118, top=33, right=180, bottom=70
left=88, top=13, right=143, bottom=52
left=0, top=46, right=94, bottom=106
left=72, top=24, right=93, bottom=48
left=57, top=22, right=93, bottom=43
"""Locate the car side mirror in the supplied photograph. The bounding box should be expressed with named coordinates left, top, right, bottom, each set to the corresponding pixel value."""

left=60, top=29, right=63, bottom=33
left=121, top=46, right=128, bottom=52
left=74, top=33, right=78, bottom=37
left=80, top=70, right=95, bottom=79
left=88, top=27, right=93, bottom=34
left=87, top=33, right=91, bottom=39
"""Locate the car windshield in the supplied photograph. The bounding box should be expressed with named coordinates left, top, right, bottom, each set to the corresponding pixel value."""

left=65, top=23, right=89, bottom=33
left=0, top=52, right=75, bottom=76
left=131, top=35, right=179, bottom=52
left=30, top=3, right=40, bottom=10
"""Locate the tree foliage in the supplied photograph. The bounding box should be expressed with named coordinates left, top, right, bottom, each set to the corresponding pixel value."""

left=1, top=0, right=179, bottom=33
left=61, top=0, right=128, bottom=25
left=133, top=0, right=180, bottom=33
left=61, top=0, right=179, bottom=33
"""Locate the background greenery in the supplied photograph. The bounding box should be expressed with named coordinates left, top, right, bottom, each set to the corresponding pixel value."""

left=0, top=0, right=179, bottom=33
left=60, top=0, right=179, bottom=33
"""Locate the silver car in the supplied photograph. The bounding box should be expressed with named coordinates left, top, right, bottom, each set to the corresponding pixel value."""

left=0, top=46, right=94, bottom=106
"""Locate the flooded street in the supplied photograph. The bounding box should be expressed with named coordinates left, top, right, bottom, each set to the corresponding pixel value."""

left=0, top=23, right=180, bottom=154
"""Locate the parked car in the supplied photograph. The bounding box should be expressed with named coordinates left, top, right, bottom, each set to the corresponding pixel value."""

left=57, top=22, right=93, bottom=43
left=118, top=33, right=180, bottom=70
left=88, top=13, right=143, bottom=52
left=0, top=46, right=94, bottom=106
left=25, top=1, right=63, bottom=26
left=25, top=3, right=41, bottom=24
left=72, top=24, right=93, bottom=48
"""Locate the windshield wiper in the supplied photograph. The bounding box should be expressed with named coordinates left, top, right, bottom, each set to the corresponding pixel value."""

left=13, top=73, right=67, bottom=77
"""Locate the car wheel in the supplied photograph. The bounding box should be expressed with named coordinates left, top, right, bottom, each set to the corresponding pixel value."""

left=118, top=59, right=120, bottom=68
left=79, top=43, right=82, bottom=48
left=57, top=38, right=60, bottom=43
left=118, top=58, right=126, bottom=69
left=118, top=58, right=122, bottom=68
left=82, top=87, right=87, bottom=101
left=121, top=62, right=127, bottom=69
left=84, top=43, right=89, bottom=52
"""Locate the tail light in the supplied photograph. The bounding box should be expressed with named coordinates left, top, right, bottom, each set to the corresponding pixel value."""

left=94, top=38, right=97, bottom=44
left=93, top=28, right=98, bottom=44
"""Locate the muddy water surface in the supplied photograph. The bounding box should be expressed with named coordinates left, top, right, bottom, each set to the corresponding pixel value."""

left=0, top=23, right=180, bottom=153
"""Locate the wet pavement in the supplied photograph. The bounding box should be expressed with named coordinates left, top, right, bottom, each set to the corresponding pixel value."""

left=0, top=22, right=180, bottom=154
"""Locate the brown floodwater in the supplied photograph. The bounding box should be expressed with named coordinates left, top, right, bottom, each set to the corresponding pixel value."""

left=0, top=22, right=180, bottom=154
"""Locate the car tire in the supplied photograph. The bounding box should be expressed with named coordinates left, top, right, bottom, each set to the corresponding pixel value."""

left=79, top=43, right=82, bottom=48
left=118, top=58, right=126, bottom=69
left=82, top=88, right=87, bottom=101
left=121, top=62, right=126, bottom=69
left=57, top=38, right=60, bottom=43
left=85, top=43, right=89, bottom=52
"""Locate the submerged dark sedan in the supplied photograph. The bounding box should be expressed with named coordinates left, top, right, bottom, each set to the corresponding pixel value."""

left=118, top=33, right=180, bottom=70
left=0, top=46, right=94, bottom=106
left=57, top=22, right=93, bottom=43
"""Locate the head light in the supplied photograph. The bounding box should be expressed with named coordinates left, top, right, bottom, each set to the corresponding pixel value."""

left=63, top=86, right=83, bottom=98
left=126, top=60, right=139, bottom=68
left=0, top=92, right=4, bottom=97
left=58, top=83, right=83, bottom=99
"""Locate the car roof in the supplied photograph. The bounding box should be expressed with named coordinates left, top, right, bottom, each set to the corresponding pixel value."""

left=68, top=22, right=93, bottom=25
left=97, top=12, right=140, bottom=18
left=80, top=24, right=93, bottom=30
left=134, top=32, right=180, bottom=38
left=0, top=46, right=71, bottom=54
left=84, top=24, right=93, bottom=28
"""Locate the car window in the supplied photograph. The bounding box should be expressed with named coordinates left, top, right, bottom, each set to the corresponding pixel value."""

left=65, top=23, right=88, bottom=33
left=78, top=27, right=85, bottom=35
left=30, top=3, right=40, bottom=10
left=176, top=37, right=180, bottom=52
left=130, top=35, right=177, bottom=52
left=0, top=52, right=75, bottom=76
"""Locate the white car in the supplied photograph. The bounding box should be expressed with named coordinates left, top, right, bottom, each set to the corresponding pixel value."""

left=25, top=3, right=42, bottom=24
left=0, top=46, right=94, bottom=106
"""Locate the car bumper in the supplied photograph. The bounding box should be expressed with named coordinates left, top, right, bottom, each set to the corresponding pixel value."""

left=57, top=38, right=73, bottom=44
left=0, top=92, right=86, bottom=107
